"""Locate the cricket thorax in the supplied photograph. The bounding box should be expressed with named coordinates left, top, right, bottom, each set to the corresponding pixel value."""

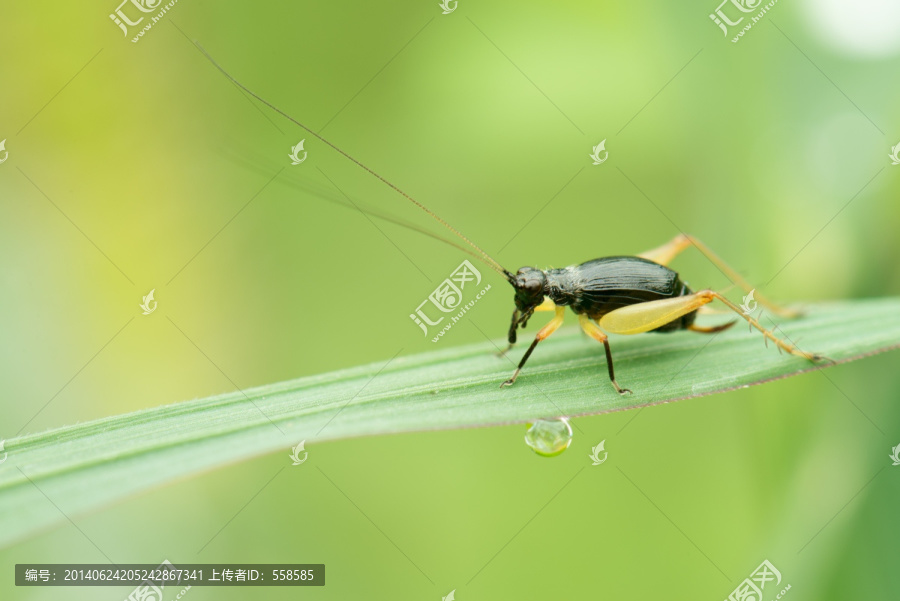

left=544, top=266, right=579, bottom=307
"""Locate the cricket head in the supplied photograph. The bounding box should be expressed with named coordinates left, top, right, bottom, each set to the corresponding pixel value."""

left=503, top=266, right=548, bottom=345
left=511, top=266, right=547, bottom=312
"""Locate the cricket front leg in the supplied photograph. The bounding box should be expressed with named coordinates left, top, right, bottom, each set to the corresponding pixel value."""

left=497, top=309, right=520, bottom=357
left=497, top=299, right=555, bottom=357
left=501, top=306, right=565, bottom=388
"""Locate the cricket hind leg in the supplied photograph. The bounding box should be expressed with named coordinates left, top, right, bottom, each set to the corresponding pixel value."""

left=638, top=233, right=800, bottom=318
left=577, top=314, right=631, bottom=394
left=500, top=306, right=565, bottom=388
left=705, top=292, right=827, bottom=361
left=637, top=233, right=693, bottom=266
left=598, top=290, right=826, bottom=362
left=688, top=321, right=736, bottom=333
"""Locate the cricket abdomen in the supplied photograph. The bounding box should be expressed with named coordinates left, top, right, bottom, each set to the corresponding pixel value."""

left=545, top=256, right=696, bottom=332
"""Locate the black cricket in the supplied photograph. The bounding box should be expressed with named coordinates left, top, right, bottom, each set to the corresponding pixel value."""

left=504, top=257, right=700, bottom=394
left=198, top=46, right=825, bottom=395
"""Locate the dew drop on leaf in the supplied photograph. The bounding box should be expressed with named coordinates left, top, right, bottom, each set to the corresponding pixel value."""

left=524, top=418, right=573, bottom=457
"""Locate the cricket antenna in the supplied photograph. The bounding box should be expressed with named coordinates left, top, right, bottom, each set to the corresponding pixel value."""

left=195, top=42, right=516, bottom=284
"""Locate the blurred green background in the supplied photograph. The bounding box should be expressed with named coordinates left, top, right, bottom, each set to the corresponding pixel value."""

left=2, top=0, right=899, bottom=599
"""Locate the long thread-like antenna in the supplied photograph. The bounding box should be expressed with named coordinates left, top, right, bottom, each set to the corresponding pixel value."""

left=196, top=43, right=515, bottom=283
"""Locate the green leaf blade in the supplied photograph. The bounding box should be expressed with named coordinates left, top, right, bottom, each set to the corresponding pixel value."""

left=1, top=298, right=898, bottom=547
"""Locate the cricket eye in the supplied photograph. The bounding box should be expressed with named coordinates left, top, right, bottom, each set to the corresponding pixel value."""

left=523, top=277, right=543, bottom=294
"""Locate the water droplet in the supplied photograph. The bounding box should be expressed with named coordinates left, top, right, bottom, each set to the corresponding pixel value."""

left=524, top=418, right=573, bottom=457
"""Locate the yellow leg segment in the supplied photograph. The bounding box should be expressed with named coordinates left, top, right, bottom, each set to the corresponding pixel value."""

left=578, top=314, right=631, bottom=394
left=599, top=292, right=711, bottom=335
left=638, top=233, right=800, bottom=318
left=533, top=297, right=557, bottom=312
left=535, top=306, right=567, bottom=341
